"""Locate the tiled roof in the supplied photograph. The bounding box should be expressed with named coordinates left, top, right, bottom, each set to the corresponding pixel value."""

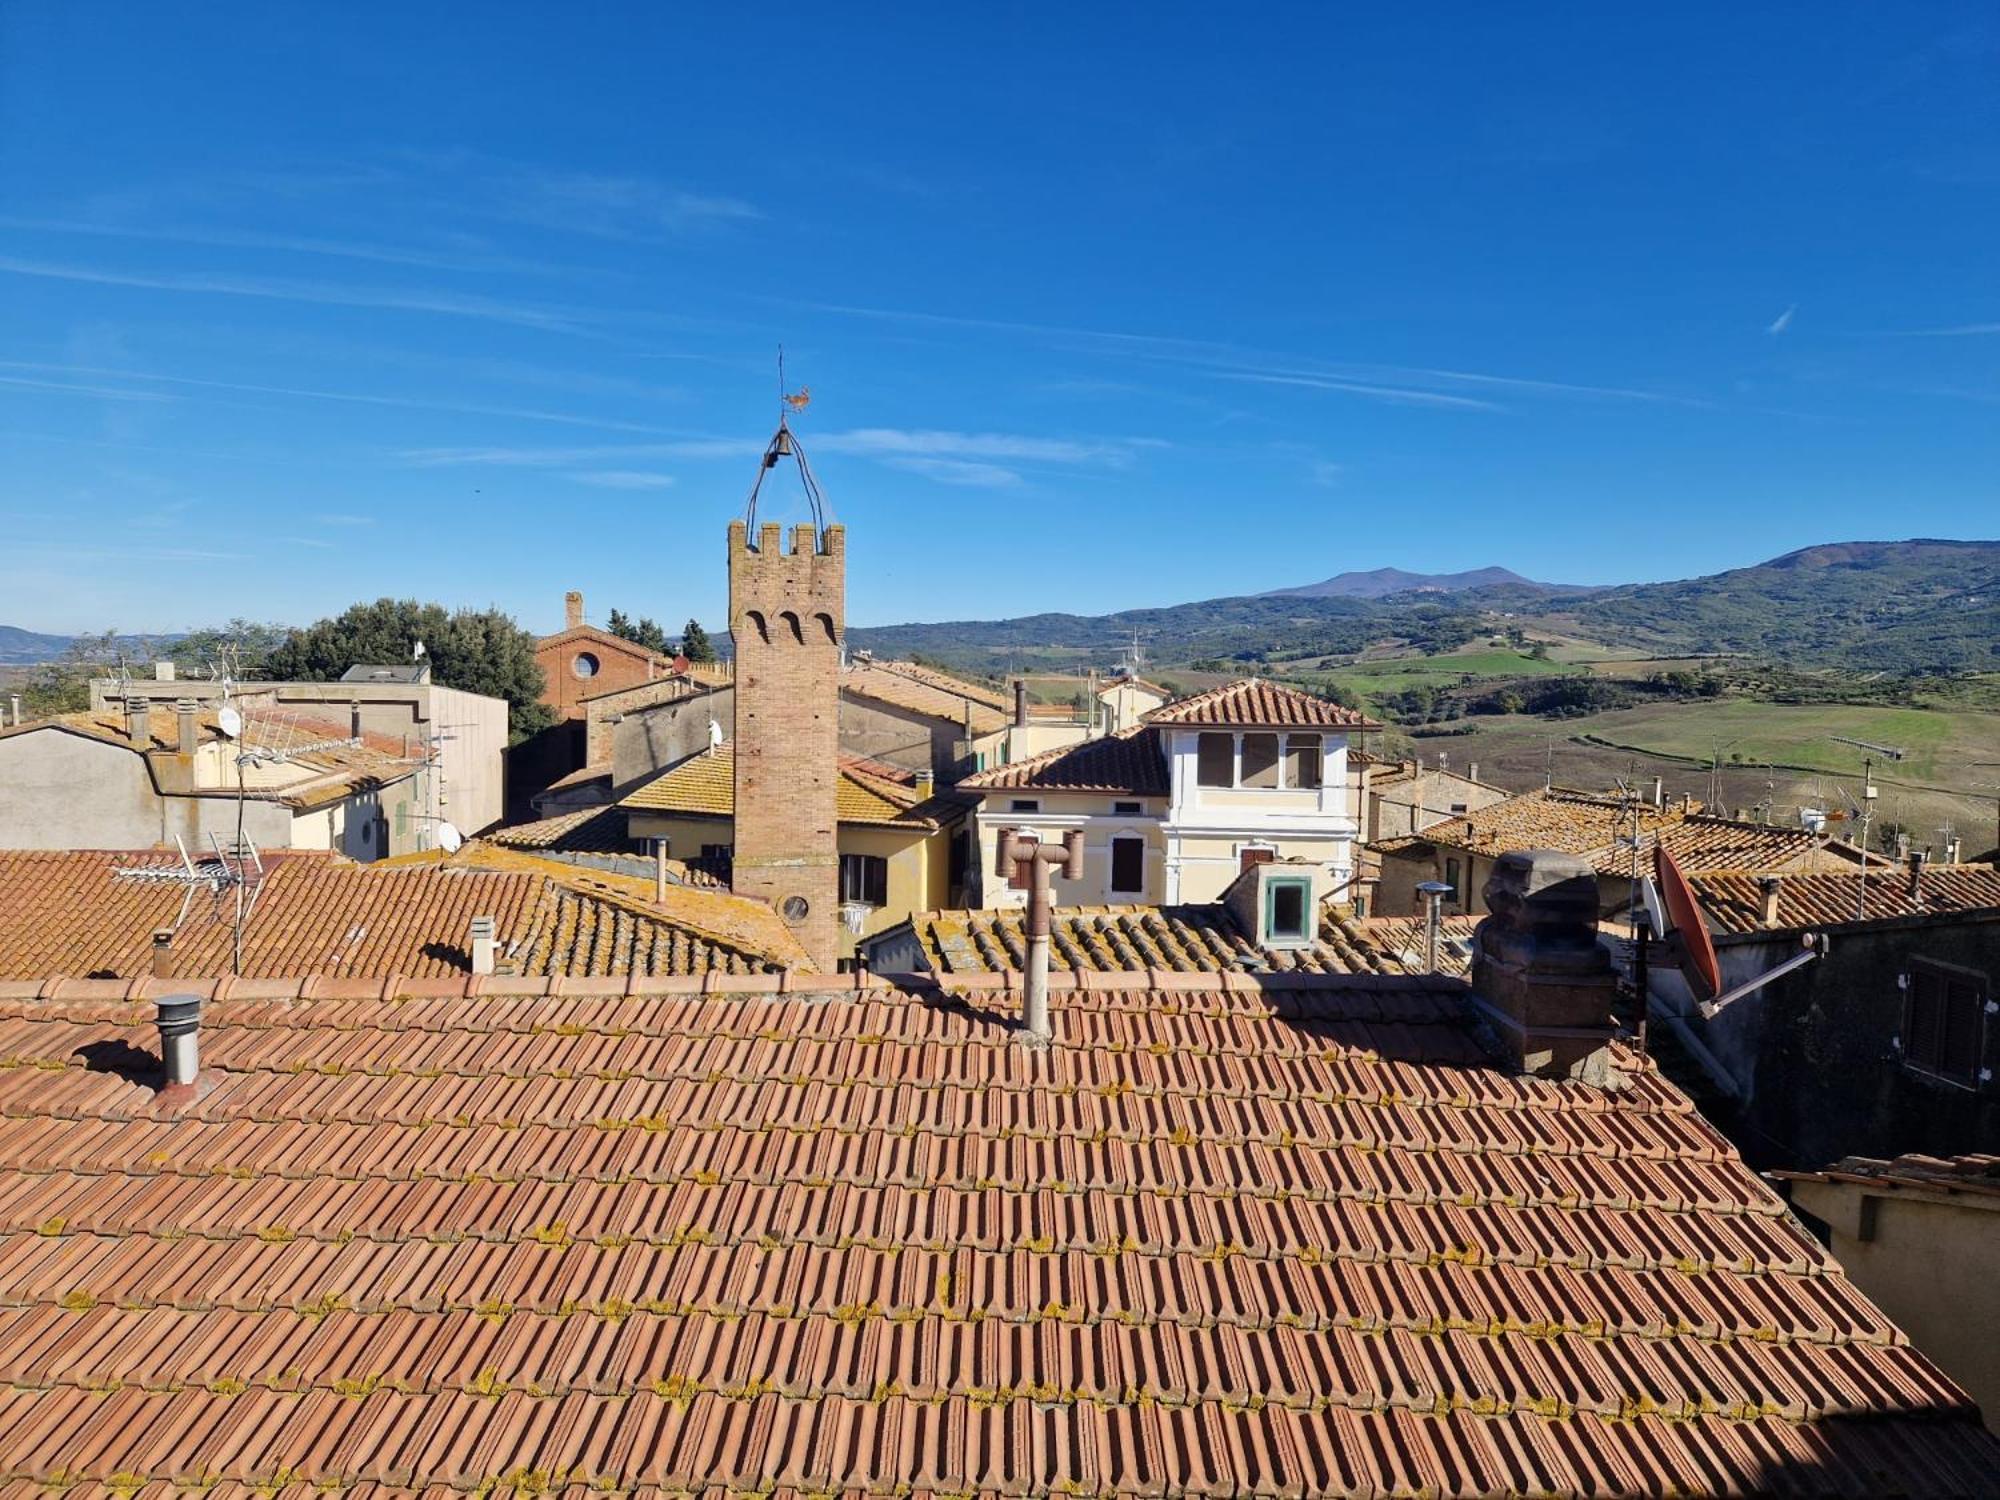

left=1776, top=1152, right=2000, bottom=1201
left=0, top=972, right=1990, bottom=1493
left=842, top=661, right=1008, bottom=734
left=1377, top=788, right=1685, bottom=862
left=1145, top=677, right=1380, bottom=729
left=960, top=726, right=1169, bottom=794
left=487, top=804, right=638, bottom=855
left=533, top=623, right=668, bottom=666
left=1693, top=865, right=2000, bottom=935
left=1353, top=913, right=1484, bottom=978
left=868, top=658, right=1010, bottom=713
left=1642, top=816, right=1864, bottom=877
left=619, top=745, right=936, bottom=827
left=902, top=905, right=1415, bottom=976
left=2, top=708, right=418, bottom=810
left=541, top=760, right=613, bottom=793
left=0, top=851, right=784, bottom=979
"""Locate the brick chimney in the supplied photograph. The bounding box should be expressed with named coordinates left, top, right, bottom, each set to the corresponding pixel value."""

left=150, top=927, right=175, bottom=979
left=565, top=590, right=585, bottom=630
left=1469, top=850, right=1623, bottom=1086
left=175, top=698, right=199, bottom=757
left=1013, top=680, right=1030, bottom=728
left=1759, top=875, right=1784, bottom=930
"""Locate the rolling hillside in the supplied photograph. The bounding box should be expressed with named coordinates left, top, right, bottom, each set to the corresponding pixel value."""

left=850, top=539, right=2000, bottom=675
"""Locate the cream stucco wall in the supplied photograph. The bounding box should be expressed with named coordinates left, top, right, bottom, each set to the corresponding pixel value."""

left=1789, top=1182, right=2000, bottom=1433
left=973, top=791, right=1171, bottom=908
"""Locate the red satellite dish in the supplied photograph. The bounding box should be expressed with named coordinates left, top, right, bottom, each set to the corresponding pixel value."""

left=1654, top=844, right=1721, bottom=1001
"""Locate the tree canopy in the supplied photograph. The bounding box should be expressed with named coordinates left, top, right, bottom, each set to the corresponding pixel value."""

left=607, top=610, right=672, bottom=655
left=680, top=618, right=717, bottom=663
left=265, top=599, right=554, bottom=738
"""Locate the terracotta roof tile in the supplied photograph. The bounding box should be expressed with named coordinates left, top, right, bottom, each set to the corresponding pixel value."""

left=905, top=904, right=1419, bottom=976
left=862, top=659, right=1011, bottom=713
left=1377, top=788, right=1685, bottom=861
left=842, top=662, right=1008, bottom=733
left=1693, top=865, right=2000, bottom=935
left=960, top=727, right=1169, bottom=794
left=1775, top=1152, right=2000, bottom=1201
left=0, top=974, right=1989, bottom=1490
left=0, top=851, right=786, bottom=979
left=618, top=745, right=936, bottom=828
left=1145, top=677, right=1380, bottom=729
left=487, top=804, right=636, bottom=856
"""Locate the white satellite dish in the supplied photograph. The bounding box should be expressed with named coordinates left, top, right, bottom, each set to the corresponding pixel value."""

left=217, top=705, right=243, bottom=739
left=436, top=821, right=463, bottom=854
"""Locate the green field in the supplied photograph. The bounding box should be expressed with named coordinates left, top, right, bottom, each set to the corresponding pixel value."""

left=1310, top=646, right=1569, bottom=699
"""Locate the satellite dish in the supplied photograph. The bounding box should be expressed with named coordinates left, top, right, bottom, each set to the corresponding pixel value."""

left=1654, top=844, right=1721, bottom=1002
left=217, top=705, right=243, bottom=739
left=436, top=822, right=463, bottom=854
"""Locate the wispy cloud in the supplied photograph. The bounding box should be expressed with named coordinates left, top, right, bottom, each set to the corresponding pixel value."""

left=0, top=214, right=543, bottom=275
left=0, top=360, right=671, bottom=435
left=390, top=150, right=761, bottom=240
left=783, top=296, right=1713, bottom=412
left=1899, top=321, right=2000, bottom=336
left=1310, top=460, right=1344, bottom=488
left=815, top=428, right=1148, bottom=464
left=0, top=373, right=174, bottom=403
left=0, top=255, right=591, bottom=332
left=1211, top=369, right=1501, bottom=411
left=1768, top=305, right=1797, bottom=334
left=399, top=438, right=758, bottom=468
left=565, top=470, right=676, bottom=490
left=883, top=456, right=1021, bottom=488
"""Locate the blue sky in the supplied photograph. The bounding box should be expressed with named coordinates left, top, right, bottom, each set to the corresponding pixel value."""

left=3, top=5, right=1997, bottom=637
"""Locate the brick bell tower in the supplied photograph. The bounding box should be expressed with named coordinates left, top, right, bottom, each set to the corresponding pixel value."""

left=728, top=419, right=844, bottom=972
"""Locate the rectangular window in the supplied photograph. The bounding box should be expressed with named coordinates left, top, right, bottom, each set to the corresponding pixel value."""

left=1265, top=877, right=1311, bottom=942
left=1196, top=732, right=1234, bottom=788
left=1241, top=733, right=1281, bottom=788
left=1904, top=960, right=1987, bottom=1088
left=839, top=852, right=889, bottom=908
left=1112, top=800, right=1143, bottom=816
left=1284, top=735, right=1323, bottom=790
left=700, top=843, right=732, bottom=864
left=1010, top=798, right=1040, bottom=813
left=1110, top=836, right=1146, bottom=895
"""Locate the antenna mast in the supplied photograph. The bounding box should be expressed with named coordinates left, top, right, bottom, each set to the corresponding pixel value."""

left=743, top=346, right=825, bottom=531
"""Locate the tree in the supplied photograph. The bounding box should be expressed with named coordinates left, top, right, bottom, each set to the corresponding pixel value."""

left=266, top=598, right=555, bottom=739
left=680, top=618, right=717, bottom=663
left=607, top=610, right=671, bottom=655
left=21, top=630, right=135, bottom=718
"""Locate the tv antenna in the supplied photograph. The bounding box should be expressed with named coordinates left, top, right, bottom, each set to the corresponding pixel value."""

left=112, top=833, right=268, bottom=974
left=743, top=346, right=827, bottom=531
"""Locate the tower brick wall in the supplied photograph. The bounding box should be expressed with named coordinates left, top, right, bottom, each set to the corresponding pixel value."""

left=728, top=519, right=844, bottom=971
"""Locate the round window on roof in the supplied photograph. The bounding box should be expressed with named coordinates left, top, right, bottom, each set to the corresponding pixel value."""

left=781, top=895, right=810, bottom=923
left=572, top=651, right=600, bottom=680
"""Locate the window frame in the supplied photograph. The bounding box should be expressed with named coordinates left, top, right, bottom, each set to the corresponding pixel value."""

left=1264, top=875, right=1313, bottom=944
left=1902, top=958, right=1989, bottom=1090
left=1112, top=800, right=1143, bottom=816
left=839, top=851, right=890, bottom=909
left=1009, top=798, right=1041, bottom=813
left=1196, top=733, right=1235, bottom=788
left=1284, top=734, right=1323, bottom=790
left=1109, top=834, right=1146, bottom=896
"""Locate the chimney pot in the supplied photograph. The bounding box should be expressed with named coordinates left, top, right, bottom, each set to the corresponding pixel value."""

left=151, top=927, right=175, bottom=979
left=470, top=914, right=498, bottom=976
left=175, top=698, right=198, bottom=757
left=1758, top=875, right=1784, bottom=929
left=1907, top=851, right=1926, bottom=900
left=350, top=700, right=363, bottom=740
left=1013, top=680, right=1029, bottom=729
left=126, top=696, right=149, bottom=748
left=1468, top=850, right=1622, bottom=1085
left=913, top=768, right=936, bottom=799
left=1652, top=776, right=1664, bottom=808
left=155, top=994, right=202, bottom=1089
left=565, top=590, right=584, bottom=630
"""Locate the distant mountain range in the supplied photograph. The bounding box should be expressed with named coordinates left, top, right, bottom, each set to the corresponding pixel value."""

left=847, top=539, right=2000, bottom=675
left=1262, top=565, right=1580, bottom=599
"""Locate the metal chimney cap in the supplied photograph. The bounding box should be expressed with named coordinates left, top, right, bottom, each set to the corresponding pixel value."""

left=1415, top=881, right=1455, bottom=897
left=155, top=993, right=202, bottom=1031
